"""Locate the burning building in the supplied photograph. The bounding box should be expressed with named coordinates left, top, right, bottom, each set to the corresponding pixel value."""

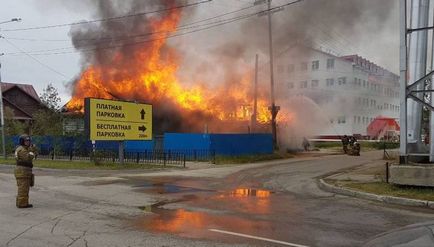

left=64, top=0, right=283, bottom=135
left=61, top=0, right=397, bottom=148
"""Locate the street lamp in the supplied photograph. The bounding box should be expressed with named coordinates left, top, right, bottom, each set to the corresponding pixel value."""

left=0, top=18, right=21, bottom=25
left=0, top=17, right=21, bottom=159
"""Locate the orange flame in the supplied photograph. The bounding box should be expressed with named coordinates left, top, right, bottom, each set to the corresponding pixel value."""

left=66, top=4, right=290, bottom=130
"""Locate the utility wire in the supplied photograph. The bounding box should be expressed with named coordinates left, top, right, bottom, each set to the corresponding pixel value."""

left=3, top=1, right=257, bottom=43
left=3, top=0, right=303, bottom=57
left=1, top=0, right=212, bottom=32
left=4, top=4, right=260, bottom=55
left=0, top=36, right=69, bottom=79
left=4, top=12, right=258, bottom=55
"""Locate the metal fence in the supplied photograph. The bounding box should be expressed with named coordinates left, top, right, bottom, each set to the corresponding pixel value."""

left=30, top=148, right=216, bottom=167
left=382, top=142, right=400, bottom=160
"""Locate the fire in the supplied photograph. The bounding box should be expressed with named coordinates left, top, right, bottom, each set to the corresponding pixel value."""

left=66, top=2, right=289, bottom=131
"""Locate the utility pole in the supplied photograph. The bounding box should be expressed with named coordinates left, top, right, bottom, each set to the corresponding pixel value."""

left=0, top=54, right=6, bottom=159
left=266, top=0, right=280, bottom=150
left=399, top=0, right=407, bottom=163
left=0, top=18, right=22, bottom=159
left=251, top=54, right=258, bottom=132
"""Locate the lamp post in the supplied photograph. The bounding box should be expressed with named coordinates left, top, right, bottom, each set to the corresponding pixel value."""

left=0, top=18, right=21, bottom=159
left=0, top=18, right=21, bottom=25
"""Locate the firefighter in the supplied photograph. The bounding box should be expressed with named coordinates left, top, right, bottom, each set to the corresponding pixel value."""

left=351, top=141, right=361, bottom=156
left=341, top=135, right=349, bottom=154
left=302, top=137, right=310, bottom=151
left=14, top=134, right=37, bottom=208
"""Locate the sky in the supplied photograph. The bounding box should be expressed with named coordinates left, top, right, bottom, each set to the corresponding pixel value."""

left=0, top=0, right=399, bottom=106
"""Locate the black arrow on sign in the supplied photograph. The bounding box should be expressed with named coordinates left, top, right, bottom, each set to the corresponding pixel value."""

left=140, top=109, right=146, bottom=120
left=138, top=125, right=147, bottom=132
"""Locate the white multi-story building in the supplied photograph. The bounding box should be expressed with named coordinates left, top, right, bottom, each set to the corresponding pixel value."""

left=275, top=47, right=400, bottom=138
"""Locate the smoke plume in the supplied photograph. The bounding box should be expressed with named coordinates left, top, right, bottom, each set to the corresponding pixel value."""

left=65, top=0, right=398, bottom=140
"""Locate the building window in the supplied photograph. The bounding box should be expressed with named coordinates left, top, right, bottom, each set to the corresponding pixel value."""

left=326, top=78, right=334, bottom=86
left=277, top=65, right=284, bottom=73
left=288, top=82, right=294, bottom=89
left=311, top=80, right=319, bottom=87
left=338, top=77, right=346, bottom=85
left=300, top=81, right=308, bottom=88
left=337, top=116, right=346, bottom=124
left=326, top=59, right=335, bottom=69
left=301, top=62, right=308, bottom=71
left=312, top=60, right=319, bottom=71
left=287, top=64, right=295, bottom=73
left=363, top=80, right=366, bottom=87
left=358, top=78, right=362, bottom=86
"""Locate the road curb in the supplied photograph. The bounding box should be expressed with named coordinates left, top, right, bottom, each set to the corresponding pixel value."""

left=318, top=179, right=433, bottom=209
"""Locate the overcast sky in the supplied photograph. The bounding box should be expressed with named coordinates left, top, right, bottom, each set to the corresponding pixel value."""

left=0, top=0, right=399, bottom=106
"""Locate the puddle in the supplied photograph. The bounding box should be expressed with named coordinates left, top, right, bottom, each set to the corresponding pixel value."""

left=228, top=188, right=273, bottom=198
left=135, top=206, right=271, bottom=240
left=134, top=182, right=213, bottom=194
left=135, top=187, right=277, bottom=239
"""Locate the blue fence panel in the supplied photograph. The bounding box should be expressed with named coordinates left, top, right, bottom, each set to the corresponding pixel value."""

left=93, top=141, right=118, bottom=152
left=125, top=140, right=155, bottom=152
left=163, top=133, right=211, bottom=150
left=210, top=134, right=273, bottom=156
left=7, top=133, right=272, bottom=157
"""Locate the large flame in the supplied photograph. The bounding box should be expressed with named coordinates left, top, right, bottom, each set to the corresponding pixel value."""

left=66, top=2, right=291, bottom=132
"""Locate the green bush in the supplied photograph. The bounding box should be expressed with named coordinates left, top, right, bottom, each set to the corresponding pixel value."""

left=312, top=142, right=341, bottom=149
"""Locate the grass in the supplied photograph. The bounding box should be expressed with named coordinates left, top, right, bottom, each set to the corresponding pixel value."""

left=312, top=141, right=400, bottom=151
left=214, top=152, right=294, bottom=165
left=0, top=152, right=294, bottom=169
left=332, top=180, right=434, bottom=201
left=0, top=158, right=178, bottom=170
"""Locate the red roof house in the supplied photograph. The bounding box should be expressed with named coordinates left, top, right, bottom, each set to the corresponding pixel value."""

left=367, top=117, right=400, bottom=140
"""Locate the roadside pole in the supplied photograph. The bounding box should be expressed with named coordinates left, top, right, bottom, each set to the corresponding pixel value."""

left=0, top=18, right=22, bottom=159
left=119, top=141, right=125, bottom=164
left=0, top=55, right=6, bottom=159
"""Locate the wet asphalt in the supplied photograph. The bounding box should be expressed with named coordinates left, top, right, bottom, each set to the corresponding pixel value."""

left=122, top=152, right=434, bottom=246
left=2, top=151, right=434, bottom=246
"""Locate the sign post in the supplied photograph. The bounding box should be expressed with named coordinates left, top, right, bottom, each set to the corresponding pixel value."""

left=84, top=98, right=153, bottom=164
left=119, top=141, right=125, bottom=164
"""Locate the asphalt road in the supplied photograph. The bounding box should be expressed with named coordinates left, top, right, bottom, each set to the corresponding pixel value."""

left=0, top=151, right=433, bottom=247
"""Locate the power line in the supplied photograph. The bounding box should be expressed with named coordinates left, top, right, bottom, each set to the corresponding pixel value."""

left=3, top=1, right=258, bottom=44
left=1, top=0, right=212, bottom=32
left=3, top=0, right=303, bottom=57
left=4, top=11, right=258, bottom=55
left=0, top=36, right=69, bottom=79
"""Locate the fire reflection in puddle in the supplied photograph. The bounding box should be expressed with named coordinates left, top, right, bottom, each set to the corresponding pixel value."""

left=229, top=188, right=272, bottom=198
left=136, top=207, right=270, bottom=239
left=136, top=188, right=274, bottom=238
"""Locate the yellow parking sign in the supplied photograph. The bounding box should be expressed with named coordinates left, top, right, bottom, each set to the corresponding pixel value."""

left=85, top=98, right=152, bottom=141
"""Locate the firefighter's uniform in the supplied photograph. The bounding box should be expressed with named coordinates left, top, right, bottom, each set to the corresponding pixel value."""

left=14, top=136, right=36, bottom=208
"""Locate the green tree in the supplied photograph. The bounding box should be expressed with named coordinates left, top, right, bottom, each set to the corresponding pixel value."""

left=4, top=107, right=25, bottom=136
left=40, top=83, right=61, bottom=111
left=32, top=109, right=63, bottom=136
left=31, top=83, right=63, bottom=136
